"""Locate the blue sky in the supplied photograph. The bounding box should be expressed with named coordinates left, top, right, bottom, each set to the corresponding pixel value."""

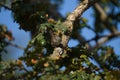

left=0, top=0, right=120, bottom=60
left=0, top=9, right=30, bottom=60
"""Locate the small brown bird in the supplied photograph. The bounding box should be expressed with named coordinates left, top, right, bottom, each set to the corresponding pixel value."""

left=49, top=29, right=62, bottom=47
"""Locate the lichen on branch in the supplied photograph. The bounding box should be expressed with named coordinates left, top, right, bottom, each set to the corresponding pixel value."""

left=50, top=0, right=98, bottom=60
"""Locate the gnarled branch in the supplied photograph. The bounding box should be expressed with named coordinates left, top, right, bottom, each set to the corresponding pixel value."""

left=50, top=0, right=98, bottom=60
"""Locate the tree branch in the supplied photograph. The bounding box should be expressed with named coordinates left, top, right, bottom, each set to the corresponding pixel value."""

left=50, top=0, right=98, bottom=60
left=62, top=0, right=98, bottom=47
left=81, top=3, right=119, bottom=67
left=94, top=3, right=117, bottom=33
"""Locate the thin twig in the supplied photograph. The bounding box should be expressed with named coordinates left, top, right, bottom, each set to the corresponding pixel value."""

left=93, top=31, right=120, bottom=49
left=5, top=41, right=25, bottom=50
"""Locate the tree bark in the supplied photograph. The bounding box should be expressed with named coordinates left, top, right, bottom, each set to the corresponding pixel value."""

left=50, top=0, right=98, bottom=60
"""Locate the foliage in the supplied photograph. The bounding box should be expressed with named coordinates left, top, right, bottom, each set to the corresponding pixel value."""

left=0, top=0, right=120, bottom=80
